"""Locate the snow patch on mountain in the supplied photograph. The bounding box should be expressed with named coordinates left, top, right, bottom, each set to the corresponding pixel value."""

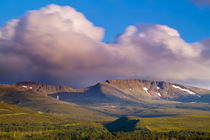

left=172, top=85, right=196, bottom=95
left=21, top=85, right=32, bottom=89
left=22, top=85, right=27, bottom=88
left=143, top=87, right=150, bottom=95
left=156, top=92, right=161, bottom=97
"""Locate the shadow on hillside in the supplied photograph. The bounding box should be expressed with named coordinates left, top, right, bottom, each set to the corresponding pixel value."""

left=177, top=94, right=210, bottom=104
left=104, top=117, right=139, bottom=132
left=49, top=83, right=139, bottom=105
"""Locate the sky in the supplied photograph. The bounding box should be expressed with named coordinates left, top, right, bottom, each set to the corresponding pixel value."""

left=0, top=0, right=210, bottom=88
left=0, top=0, right=210, bottom=43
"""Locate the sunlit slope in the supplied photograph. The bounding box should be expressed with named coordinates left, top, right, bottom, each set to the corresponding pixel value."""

left=0, top=101, right=69, bottom=125
left=140, top=115, right=210, bottom=132
left=0, top=101, right=112, bottom=140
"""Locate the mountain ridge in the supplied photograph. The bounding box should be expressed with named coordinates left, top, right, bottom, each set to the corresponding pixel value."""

left=0, top=79, right=210, bottom=120
left=2, top=79, right=209, bottom=103
left=48, top=79, right=210, bottom=104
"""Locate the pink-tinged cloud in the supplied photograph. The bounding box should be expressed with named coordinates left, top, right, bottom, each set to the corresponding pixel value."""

left=0, top=4, right=210, bottom=88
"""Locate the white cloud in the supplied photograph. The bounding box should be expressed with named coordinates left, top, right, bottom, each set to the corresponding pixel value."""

left=0, top=19, right=19, bottom=40
left=118, top=25, right=203, bottom=58
left=0, top=4, right=210, bottom=88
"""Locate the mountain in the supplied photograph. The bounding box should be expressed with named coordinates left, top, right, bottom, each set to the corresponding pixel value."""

left=1, top=80, right=210, bottom=118
left=10, top=82, right=81, bottom=95
left=46, top=79, right=210, bottom=117
left=0, top=84, right=114, bottom=121
left=49, top=79, right=210, bottom=104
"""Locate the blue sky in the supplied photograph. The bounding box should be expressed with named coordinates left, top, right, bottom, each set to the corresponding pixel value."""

left=0, top=0, right=209, bottom=43
left=0, top=0, right=210, bottom=88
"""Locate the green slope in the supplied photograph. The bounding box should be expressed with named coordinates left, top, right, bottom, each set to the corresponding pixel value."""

left=0, top=87, right=115, bottom=122
left=139, top=115, right=210, bottom=132
left=0, top=101, right=69, bottom=126
left=105, top=115, right=210, bottom=133
left=0, top=101, right=112, bottom=140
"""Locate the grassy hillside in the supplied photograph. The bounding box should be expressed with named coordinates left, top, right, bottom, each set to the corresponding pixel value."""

left=0, top=100, right=210, bottom=139
left=0, top=87, right=115, bottom=122
left=105, top=115, right=210, bottom=133
left=0, top=101, right=70, bottom=126
left=140, top=115, right=210, bottom=132
left=0, top=101, right=113, bottom=140
left=86, top=98, right=210, bottom=118
left=0, top=101, right=107, bottom=134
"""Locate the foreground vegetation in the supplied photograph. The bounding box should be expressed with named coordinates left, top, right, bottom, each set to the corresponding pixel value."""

left=0, top=101, right=210, bottom=139
left=1, top=126, right=210, bottom=139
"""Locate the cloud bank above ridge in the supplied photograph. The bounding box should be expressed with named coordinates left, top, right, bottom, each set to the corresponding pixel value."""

left=0, top=4, right=210, bottom=88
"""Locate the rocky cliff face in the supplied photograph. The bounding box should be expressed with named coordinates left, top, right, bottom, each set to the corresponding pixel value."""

left=100, top=80, right=205, bottom=98
left=5, top=82, right=81, bottom=95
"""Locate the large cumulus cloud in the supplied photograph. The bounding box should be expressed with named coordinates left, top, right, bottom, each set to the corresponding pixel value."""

left=0, top=4, right=210, bottom=88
